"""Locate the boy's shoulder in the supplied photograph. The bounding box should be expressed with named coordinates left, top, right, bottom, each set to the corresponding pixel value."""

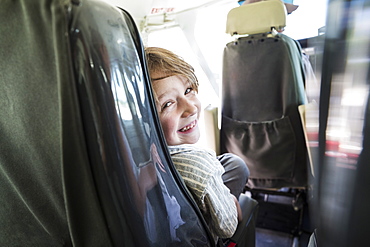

left=168, top=144, right=216, bottom=157
left=168, top=144, right=224, bottom=179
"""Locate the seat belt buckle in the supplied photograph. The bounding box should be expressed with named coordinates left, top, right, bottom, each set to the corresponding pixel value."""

left=224, top=239, right=237, bottom=247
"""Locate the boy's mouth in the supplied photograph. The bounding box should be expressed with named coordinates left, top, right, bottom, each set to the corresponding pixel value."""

left=178, top=120, right=197, bottom=132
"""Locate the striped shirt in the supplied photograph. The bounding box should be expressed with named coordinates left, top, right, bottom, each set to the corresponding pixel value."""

left=168, top=144, right=238, bottom=240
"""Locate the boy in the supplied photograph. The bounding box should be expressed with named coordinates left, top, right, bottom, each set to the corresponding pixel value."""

left=145, top=47, right=249, bottom=242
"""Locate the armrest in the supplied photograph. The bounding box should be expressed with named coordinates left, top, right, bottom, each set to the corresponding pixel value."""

left=228, top=194, right=259, bottom=247
left=203, top=105, right=220, bottom=155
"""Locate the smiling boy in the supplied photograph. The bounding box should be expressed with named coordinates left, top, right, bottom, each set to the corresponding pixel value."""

left=145, top=47, right=249, bottom=242
left=151, top=74, right=200, bottom=145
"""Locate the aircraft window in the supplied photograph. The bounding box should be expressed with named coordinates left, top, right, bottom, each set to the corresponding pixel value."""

left=284, top=0, right=328, bottom=39
left=110, top=46, right=147, bottom=121
left=111, top=73, right=133, bottom=121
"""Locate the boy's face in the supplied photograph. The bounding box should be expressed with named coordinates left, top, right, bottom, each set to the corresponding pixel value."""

left=152, top=74, right=201, bottom=146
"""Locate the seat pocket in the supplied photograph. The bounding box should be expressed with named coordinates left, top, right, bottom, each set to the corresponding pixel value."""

left=221, top=115, right=296, bottom=180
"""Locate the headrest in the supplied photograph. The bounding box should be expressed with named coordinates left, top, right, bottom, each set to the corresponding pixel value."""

left=226, top=0, right=287, bottom=35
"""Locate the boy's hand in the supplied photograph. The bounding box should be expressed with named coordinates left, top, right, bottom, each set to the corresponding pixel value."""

left=231, top=194, right=243, bottom=222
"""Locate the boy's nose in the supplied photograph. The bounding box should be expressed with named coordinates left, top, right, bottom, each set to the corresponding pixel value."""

left=180, top=98, right=198, bottom=118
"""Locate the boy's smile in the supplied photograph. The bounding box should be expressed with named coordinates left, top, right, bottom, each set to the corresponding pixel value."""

left=178, top=120, right=197, bottom=132
left=152, top=74, right=201, bottom=146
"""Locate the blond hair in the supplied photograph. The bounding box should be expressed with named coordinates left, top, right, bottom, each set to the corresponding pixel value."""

left=144, top=47, right=199, bottom=92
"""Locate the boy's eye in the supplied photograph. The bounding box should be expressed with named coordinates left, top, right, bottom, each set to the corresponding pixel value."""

left=162, top=101, right=173, bottom=109
left=185, top=88, right=193, bottom=95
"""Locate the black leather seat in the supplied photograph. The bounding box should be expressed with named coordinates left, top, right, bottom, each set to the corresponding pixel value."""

left=0, top=0, right=213, bottom=245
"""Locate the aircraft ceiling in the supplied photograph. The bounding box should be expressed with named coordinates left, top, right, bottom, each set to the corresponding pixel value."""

left=105, top=0, right=235, bottom=28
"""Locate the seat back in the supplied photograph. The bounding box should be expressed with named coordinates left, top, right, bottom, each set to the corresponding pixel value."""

left=221, top=0, right=308, bottom=189
left=0, top=0, right=213, bottom=246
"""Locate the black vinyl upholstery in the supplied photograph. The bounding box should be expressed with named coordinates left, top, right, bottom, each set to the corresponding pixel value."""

left=0, top=0, right=213, bottom=246
left=228, top=194, right=259, bottom=247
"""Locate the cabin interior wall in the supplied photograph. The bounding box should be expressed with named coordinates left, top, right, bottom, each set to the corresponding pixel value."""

left=100, top=0, right=329, bottom=150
